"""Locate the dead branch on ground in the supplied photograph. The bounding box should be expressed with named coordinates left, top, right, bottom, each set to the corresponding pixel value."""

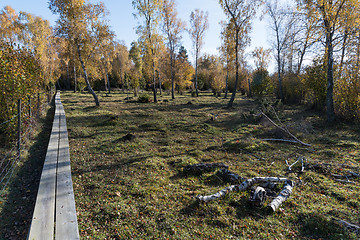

left=260, top=112, right=311, bottom=147
left=334, top=218, right=360, bottom=235
left=286, top=156, right=306, bottom=172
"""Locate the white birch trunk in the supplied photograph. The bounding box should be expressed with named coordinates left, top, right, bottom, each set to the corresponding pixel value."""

left=269, top=181, right=293, bottom=211
left=197, top=177, right=293, bottom=212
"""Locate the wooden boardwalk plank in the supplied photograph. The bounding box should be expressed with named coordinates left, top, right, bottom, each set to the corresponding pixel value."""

left=55, top=100, right=80, bottom=240
left=28, top=92, right=79, bottom=240
left=28, top=94, right=61, bottom=240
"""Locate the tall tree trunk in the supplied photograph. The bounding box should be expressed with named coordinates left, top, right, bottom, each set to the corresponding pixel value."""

left=107, top=72, right=110, bottom=94
left=248, top=78, right=252, bottom=97
left=325, top=27, right=335, bottom=123
left=338, top=28, right=348, bottom=77
left=171, top=53, right=175, bottom=99
left=195, top=51, right=199, bottom=97
left=158, top=70, right=162, bottom=95
left=224, top=66, right=229, bottom=99
left=228, top=29, right=239, bottom=108
left=73, top=64, right=77, bottom=93
left=297, top=42, right=307, bottom=75
left=153, top=58, right=157, bottom=103
left=105, top=63, right=110, bottom=94
left=77, top=43, right=100, bottom=106
left=66, top=63, right=70, bottom=90
left=276, top=25, right=284, bottom=101
left=104, top=69, right=108, bottom=92
left=277, top=54, right=283, bottom=101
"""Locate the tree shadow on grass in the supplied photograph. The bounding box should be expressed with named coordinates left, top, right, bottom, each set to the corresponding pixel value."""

left=294, top=212, right=353, bottom=239
left=0, top=103, right=54, bottom=240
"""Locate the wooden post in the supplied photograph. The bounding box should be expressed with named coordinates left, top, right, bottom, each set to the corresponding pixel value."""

left=37, top=93, right=40, bottom=113
left=48, top=87, right=51, bottom=104
left=17, top=99, right=21, bottom=161
left=28, top=96, right=31, bottom=117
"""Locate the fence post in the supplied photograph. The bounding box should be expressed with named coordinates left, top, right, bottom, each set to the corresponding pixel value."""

left=37, top=93, right=40, bottom=116
left=17, top=99, right=21, bottom=161
left=48, top=88, right=50, bottom=104
left=28, top=95, right=32, bottom=117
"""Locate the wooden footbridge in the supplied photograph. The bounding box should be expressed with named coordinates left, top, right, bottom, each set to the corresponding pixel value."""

left=28, top=92, right=79, bottom=240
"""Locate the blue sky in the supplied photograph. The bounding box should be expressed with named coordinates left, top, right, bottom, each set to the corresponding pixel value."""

left=1, top=0, right=272, bottom=70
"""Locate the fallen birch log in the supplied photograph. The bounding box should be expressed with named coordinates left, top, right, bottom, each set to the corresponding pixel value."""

left=196, top=177, right=294, bottom=212
left=250, top=186, right=266, bottom=206
left=269, top=181, right=293, bottom=211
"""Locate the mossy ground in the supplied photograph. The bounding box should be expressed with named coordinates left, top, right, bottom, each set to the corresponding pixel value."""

left=62, top=91, right=360, bottom=239
left=10, top=90, right=359, bottom=239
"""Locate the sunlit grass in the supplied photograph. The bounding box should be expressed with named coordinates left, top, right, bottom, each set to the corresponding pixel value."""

left=62, top=90, right=359, bottom=239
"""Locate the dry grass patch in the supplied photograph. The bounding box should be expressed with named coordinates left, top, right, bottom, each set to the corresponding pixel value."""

left=63, top=91, right=360, bottom=239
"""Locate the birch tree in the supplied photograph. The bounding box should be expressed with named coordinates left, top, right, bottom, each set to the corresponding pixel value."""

left=0, top=6, right=20, bottom=44
left=49, top=0, right=113, bottom=106
left=219, top=0, right=260, bottom=107
left=133, top=0, right=163, bottom=103
left=266, top=0, right=296, bottom=101
left=129, top=41, right=143, bottom=96
left=162, top=0, right=185, bottom=99
left=299, top=0, right=356, bottom=122
left=188, top=9, right=209, bottom=97
left=219, top=20, right=236, bottom=99
left=18, top=11, right=59, bottom=86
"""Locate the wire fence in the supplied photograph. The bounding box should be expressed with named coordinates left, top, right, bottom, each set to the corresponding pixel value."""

left=0, top=89, right=55, bottom=194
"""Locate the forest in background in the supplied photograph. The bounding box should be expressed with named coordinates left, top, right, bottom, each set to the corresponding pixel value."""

left=1, top=0, right=360, bottom=128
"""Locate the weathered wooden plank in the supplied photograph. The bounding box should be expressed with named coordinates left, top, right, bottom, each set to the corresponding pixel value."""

left=28, top=92, right=79, bottom=240
left=28, top=93, right=61, bottom=240
left=55, top=98, right=80, bottom=240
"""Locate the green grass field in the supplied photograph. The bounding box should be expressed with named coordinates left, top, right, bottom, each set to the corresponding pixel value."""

left=61, top=91, right=359, bottom=239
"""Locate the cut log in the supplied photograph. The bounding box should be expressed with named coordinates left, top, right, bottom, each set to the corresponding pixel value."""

left=250, top=186, right=266, bottom=206
left=196, top=177, right=293, bottom=212
left=269, top=180, right=293, bottom=212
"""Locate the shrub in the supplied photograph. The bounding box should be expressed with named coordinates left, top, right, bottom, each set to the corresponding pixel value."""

left=303, top=58, right=327, bottom=109
left=0, top=41, right=45, bottom=139
left=335, top=75, right=360, bottom=120
left=251, top=68, right=273, bottom=96
left=282, top=73, right=305, bottom=104
left=137, top=93, right=151, bottom=103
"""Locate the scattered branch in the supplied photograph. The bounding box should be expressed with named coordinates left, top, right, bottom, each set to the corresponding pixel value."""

left=335, top=219, right=360, bottom=235
left=260, top=112, right=311, bottom=147
left=261, top=138, right=299, bottom=144
left=331, top=169, right=359, bottom=183
left=286, top=156, right=306, bottom=172
left=334, top=179, right=355, bottom=184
